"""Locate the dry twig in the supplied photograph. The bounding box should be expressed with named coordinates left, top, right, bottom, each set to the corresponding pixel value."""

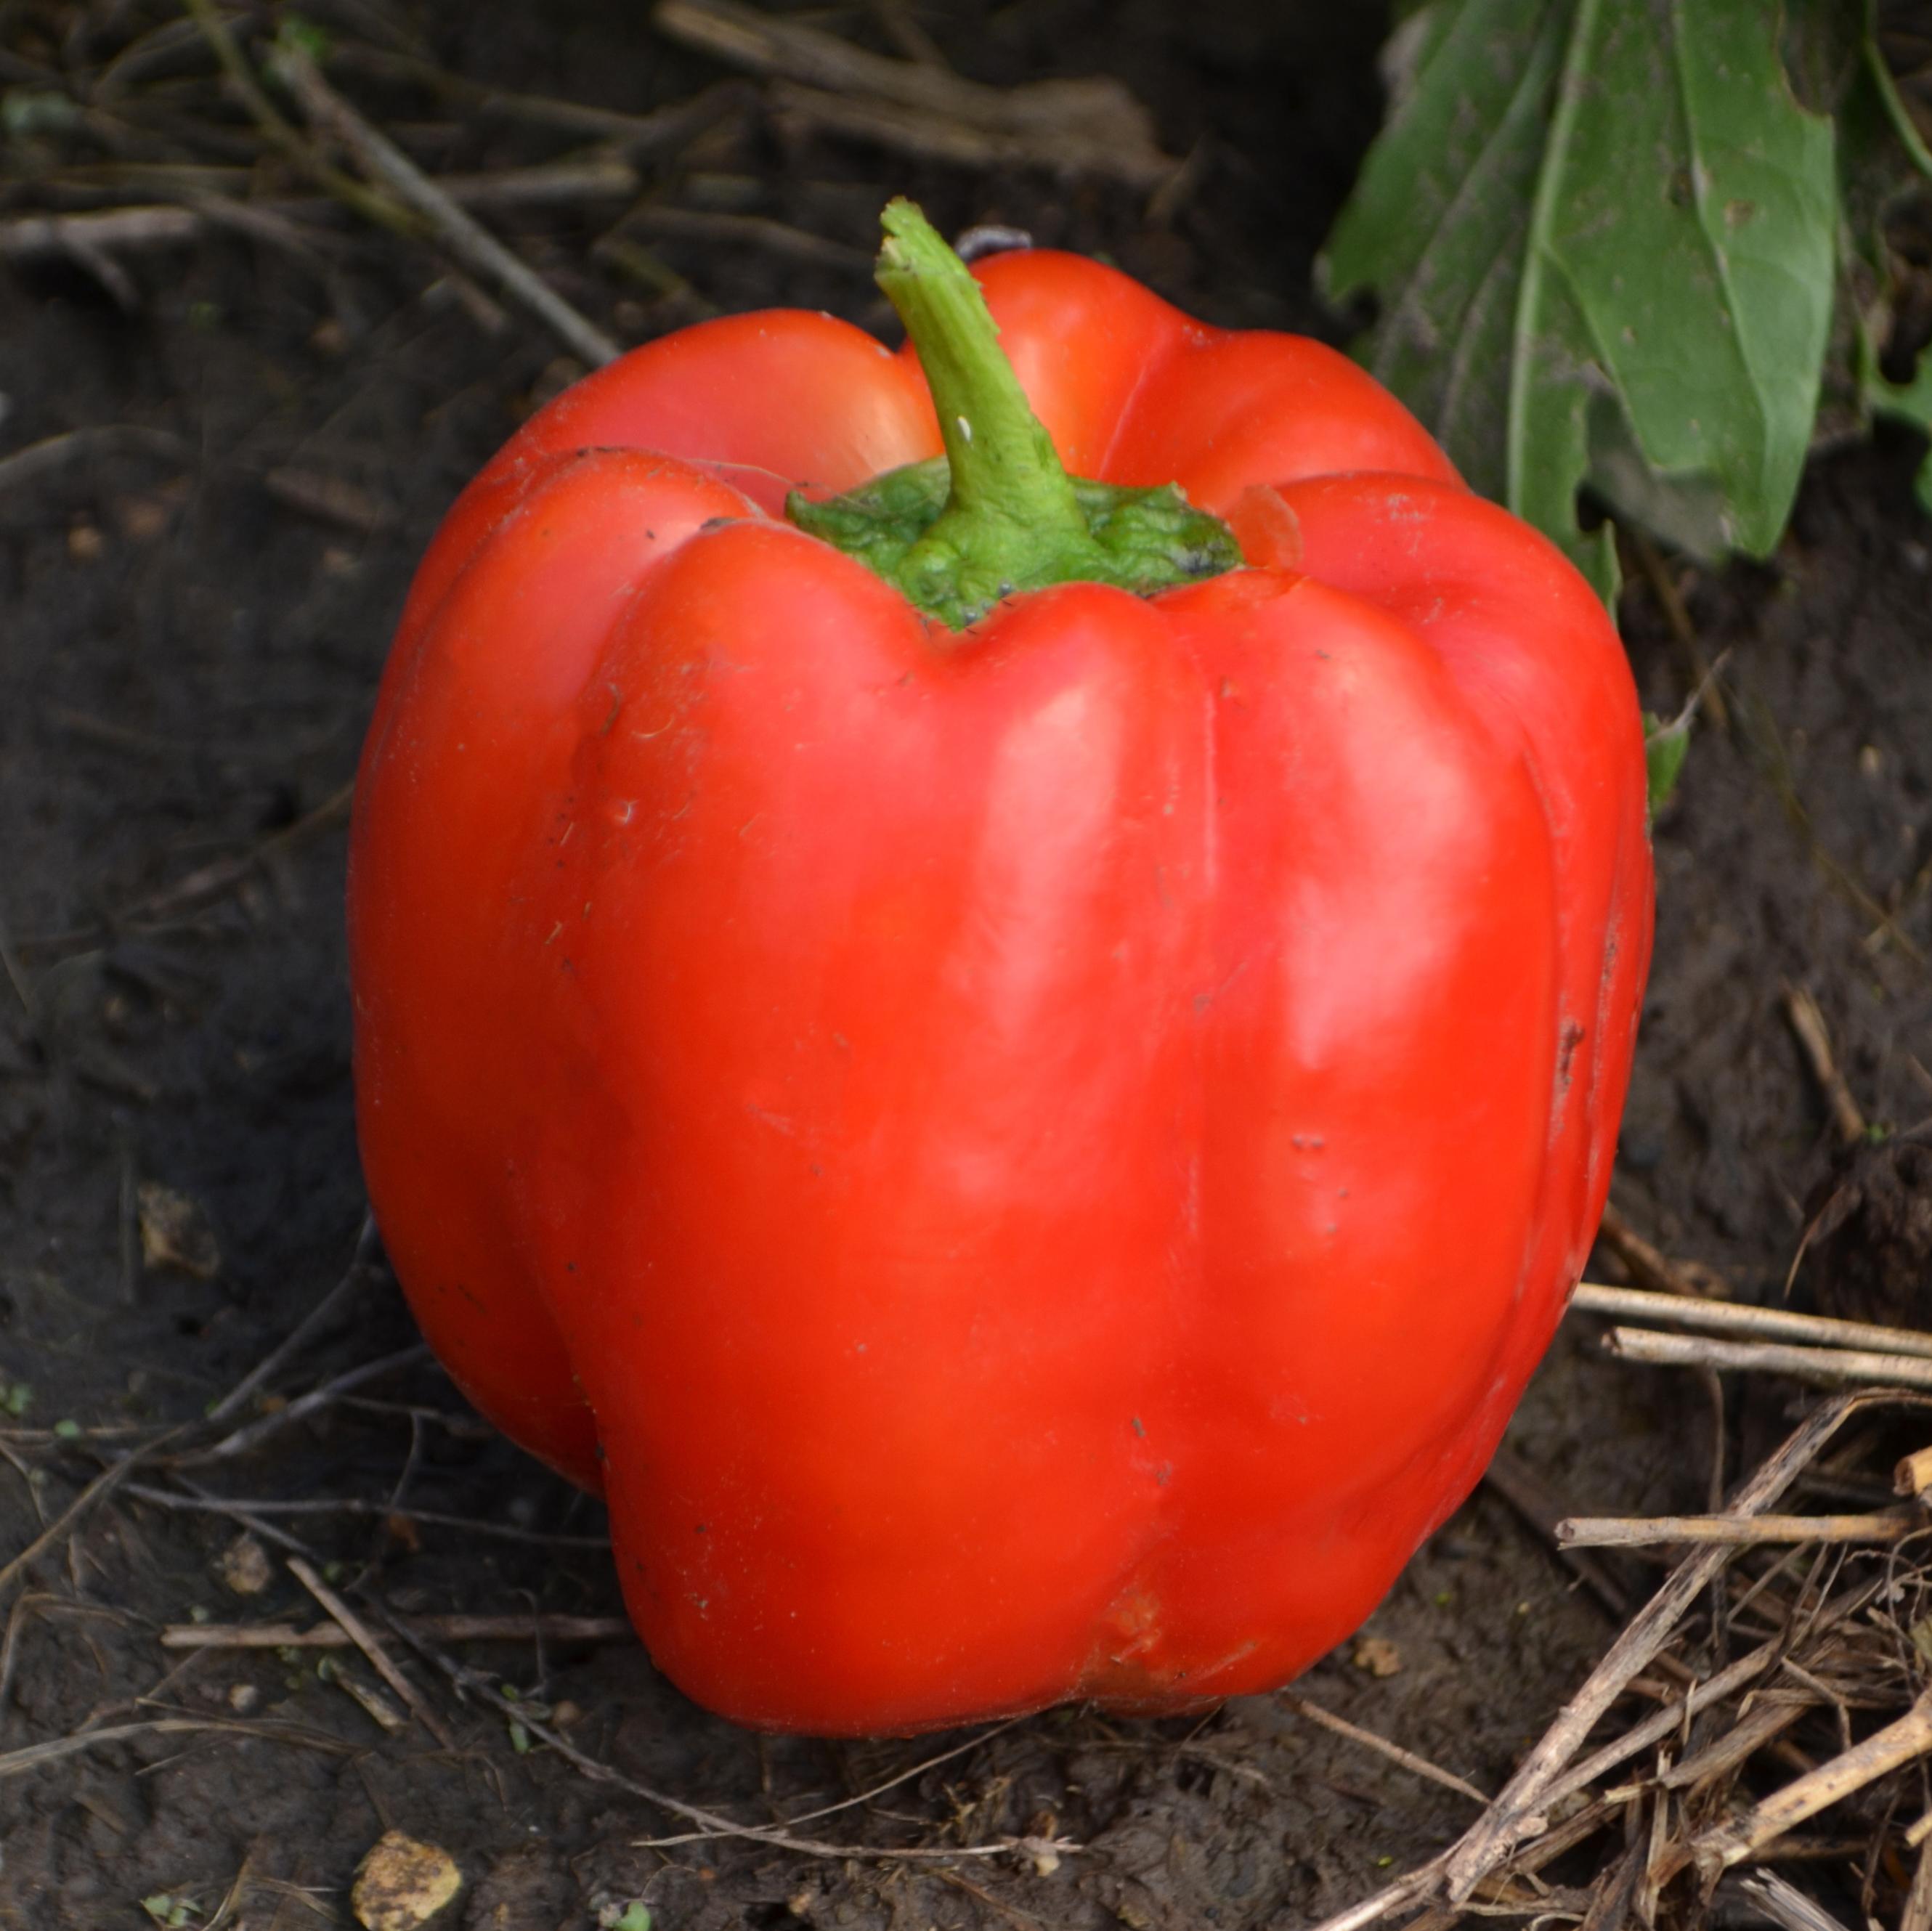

left=0, top=1716, right=356, bottom=1781
left=286, top=1556, right=455, bottom=1748
left=1782, top=983, right=1870, bottom=1147
left=1693, top=1695, right=1932, bottom=1877
left=123, top=778, right=354, bottom=926
left=0, top=423, right=193, bottom=497
left=1909, top=1844, right=1932, bottom=1931
left=270, top=44, right=621, bottom=366
left=175, top=1342, right=431, bottom=1466
left=1278, top=1691, right=1489, bottom=1805
left=1483, top=1441, right=1632, bottom=1617
left=125, top=1481, right=609, bottom=1548
left=1311, top=1392, right=1928, bottom=1931
left=654, top=0, right=1174, bottom=185
left=1625, top=529, right=1731, bottom=733
left=1570, top=1282, right=1932, bottom=1360
left=1899, top=1446, right=1932, bottom=1499
left=0, top=1428, right=190, bottom=1605
left=325, top=44, right=745, bottom=154
left=161, top=1613, right=633, bottom=1650
left=634, top=1716, right=1031, bottom=1850
left=628, top=203, right=868, bottom=269
left=180, top=0, right=412, bottom=235
left=1733, top=1869, right=1858, bottom=1931
left=1558, top=1510, right=1923, bottom=1549
left=379, top=1609, right=1073, bottom=1866
left=1603, top=1327, right=1932, bottom=1392
left=1594, top=1203, right=1729, bottom=1298
left=207, top=1219, right=381, bottom=1424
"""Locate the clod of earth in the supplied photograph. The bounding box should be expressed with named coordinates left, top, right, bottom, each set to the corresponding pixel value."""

left=350, top=1832, right=463, bottom=1931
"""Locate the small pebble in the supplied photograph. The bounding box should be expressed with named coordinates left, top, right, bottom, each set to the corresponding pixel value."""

left=1352, top=1635, right=1402, bottom=1678
left=214, top=1532, right=272, bottom=1597
left=352, top=1832, right=462, bottom=1931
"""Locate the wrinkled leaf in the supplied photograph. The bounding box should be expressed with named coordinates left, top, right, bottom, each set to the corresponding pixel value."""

left=1321, top=0, right=1839, bottom=603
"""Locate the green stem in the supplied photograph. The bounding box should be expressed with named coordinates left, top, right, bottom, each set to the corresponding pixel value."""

left=874, top=198, right=1088, bottom=553
left=787, top=200, right=1241, bottom=629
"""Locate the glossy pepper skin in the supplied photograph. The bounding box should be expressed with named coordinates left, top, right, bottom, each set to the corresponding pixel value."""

left=349, top=239, right=1652, bottom=1736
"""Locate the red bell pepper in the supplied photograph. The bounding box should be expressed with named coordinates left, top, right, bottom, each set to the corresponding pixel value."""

left=349, top=203, right=1651, bottom=1734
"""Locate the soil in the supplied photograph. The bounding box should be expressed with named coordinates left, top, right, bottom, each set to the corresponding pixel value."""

left=1, top=4, right=1929, bottom=1929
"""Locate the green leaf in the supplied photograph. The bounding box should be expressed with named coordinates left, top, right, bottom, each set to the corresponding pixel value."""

left=1841, top=2, right=1932, bottom=519
left=1642, top=710, right=1692, bottom=813
left=2, top=89, right=84, bottom=138
left=1854, top=6, right=1932, bottom=187
left=608, top=1906, right=653, bottom=1931
left=1321, top=0, right=1838, bottom=603
left=1862, top=329, right=1932, bottom=516
left=1913, top=1611, right=1932, bottom=1666
left=273, top=14, right=333, bottom=64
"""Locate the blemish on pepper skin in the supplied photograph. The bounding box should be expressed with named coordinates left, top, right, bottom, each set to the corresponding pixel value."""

left=1556, top=1018, right=1586, bottom=1094
left=1130, top=1417, right=1145, bottom=1437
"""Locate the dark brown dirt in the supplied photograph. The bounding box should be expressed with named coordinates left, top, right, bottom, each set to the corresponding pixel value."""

left=1, top=4, right=1928, bottom=1929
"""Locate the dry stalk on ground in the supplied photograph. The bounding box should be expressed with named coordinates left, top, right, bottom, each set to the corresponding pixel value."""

left=1312, top=1284, right=1932, bottom=1931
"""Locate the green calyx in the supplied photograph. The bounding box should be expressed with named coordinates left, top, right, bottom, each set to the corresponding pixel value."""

left=790, top=455, right=1243, bottom=629
left=785, top=199, right=1241, bottom=629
